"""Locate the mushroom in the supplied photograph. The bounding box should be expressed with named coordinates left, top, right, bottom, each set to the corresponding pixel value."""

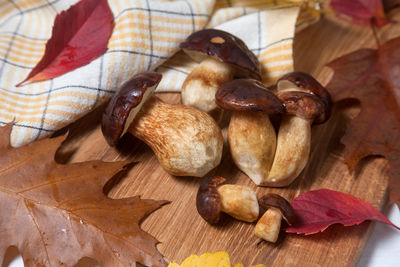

left=215, top=79, right=284, bottom=185
left=101, top=72, right=223, bottom=177
left=264, top=72, right=332, bottom=186
left=196, top=176, right=259, bottom=224
left=277, top=72, right=332, bottom=124
left=179, top=29, right=261, bottom=118
left=254, top=193, right=295, bottom=243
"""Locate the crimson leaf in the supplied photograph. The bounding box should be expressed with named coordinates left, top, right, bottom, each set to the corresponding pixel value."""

left=286, top=189, right=400, bottom=235
left=16, top=0, right=114, bottom=86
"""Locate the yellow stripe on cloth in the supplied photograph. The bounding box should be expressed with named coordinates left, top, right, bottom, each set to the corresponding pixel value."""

left=0, top=0, right=318, bottom=147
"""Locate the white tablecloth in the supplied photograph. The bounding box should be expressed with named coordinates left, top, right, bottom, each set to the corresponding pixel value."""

left=358, top=204, right=400, bottom=267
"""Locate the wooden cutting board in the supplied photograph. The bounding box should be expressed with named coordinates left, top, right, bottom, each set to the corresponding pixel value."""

left=55, top=13, right=400, bottom=267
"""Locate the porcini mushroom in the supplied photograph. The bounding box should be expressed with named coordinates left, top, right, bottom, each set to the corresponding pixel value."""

left=264, top=72, right=332, bottom=186
left=196, top=176, right=259, bottom=223
left=180, top=29, right=261, bottom=117
left=101, top=72, right=223, bottom=177
left=277, top=72, right=331, bottom=124
left=254, top=193, right=295, bottom=243
left=215, top=79, right=284, bottom=185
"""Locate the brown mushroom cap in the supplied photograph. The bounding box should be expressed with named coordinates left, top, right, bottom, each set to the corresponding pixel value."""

left=196, top=176, right=226, bottom=224
left=276, top=90, right=325, bottom=121
left=277, top=72, right=332, bottom=124
left=101, top=72, right=162, bottom=146
left=180, top=29, right=261, bottom=80
left=258, top=193, right=295, bottom=225
left=215, top=79, right=284, bottom=114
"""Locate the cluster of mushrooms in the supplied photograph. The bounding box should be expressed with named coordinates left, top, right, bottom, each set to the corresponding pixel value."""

left=101, top=29, right=332, bottom=243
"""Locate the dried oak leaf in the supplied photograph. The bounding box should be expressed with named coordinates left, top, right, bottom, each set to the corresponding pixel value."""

left=285, top=189, right=400, bottom=234
left=326, top=36, right=400, bottom=207
left=330, top=0, right=391, bottom=26
left=17, top=0, right=114, bottom=86
left=0, top=124, right=167, bottom=267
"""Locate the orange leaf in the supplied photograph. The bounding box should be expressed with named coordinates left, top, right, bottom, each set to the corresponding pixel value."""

left=326, top=36, right=400, bottom=207
left=0, top=124, right=168, bottom=266
left=16, top=0, right=114, bottom=86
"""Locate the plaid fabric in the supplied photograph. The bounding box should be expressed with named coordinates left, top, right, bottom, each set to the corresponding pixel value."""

left=0, top=0, right=315, bottom=147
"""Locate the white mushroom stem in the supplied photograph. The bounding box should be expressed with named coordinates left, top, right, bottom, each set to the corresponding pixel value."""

left=263, top=115, right=311, bottom=186
left=129, top=96, right=223, bottom=177
left=217, top=184, right=259, bottom=222
left=181, top=57, right=234, bottom=114
left=254, top=207, right=282, bottom=243
left=263, top=115, right=311, bottom=187
left=228, top=111, right=276, bottom=185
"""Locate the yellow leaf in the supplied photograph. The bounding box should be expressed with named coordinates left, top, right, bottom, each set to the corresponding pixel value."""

left=168, top=251, right=265, bottom=267
left=199, top=252, right=212, bottom=264
left=181, top=254, right=202, bottom=267
left=212, top=251, right=231, bottom=267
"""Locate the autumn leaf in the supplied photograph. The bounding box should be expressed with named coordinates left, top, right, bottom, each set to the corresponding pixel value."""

left=0, top=124, right=167, bottom=267
left=16, top=0, right=114, bottom=86
left=285, top=189, right=400, bottom=234
left=168, top=251, right=265, bottom=267
left=383, top=0, right=400, bottom=12
left=330, top=0, right=391, bottom=26
left=326, top=36, right=400, bottom=207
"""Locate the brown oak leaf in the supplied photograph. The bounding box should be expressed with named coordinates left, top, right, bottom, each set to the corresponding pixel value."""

left=0, top=124, right=167, bottom=266
left=326, top=36, right=400, bottom=207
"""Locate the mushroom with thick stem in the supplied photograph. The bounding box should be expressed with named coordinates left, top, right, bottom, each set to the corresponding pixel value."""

left=196, top=176, right=259, bottom=224
left=179, top=29, right=261, bottom=118
left=264, top=72, right=332, bottom=187
left=101, top=72, right=224, bottom=177
left=215, top=79, right=285, bottom=186
left=254, top=193, right=295, bottom=243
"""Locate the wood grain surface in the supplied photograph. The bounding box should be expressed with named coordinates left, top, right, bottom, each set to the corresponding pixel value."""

left=54, top=12, right=400, bottom=267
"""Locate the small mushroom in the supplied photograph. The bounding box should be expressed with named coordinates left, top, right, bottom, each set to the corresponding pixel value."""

left=277, top=72, right=331, bottom=124
left=196, top=176, right=225, bottom=224
left=196, top=176, right=259, bottom=223
left=254, top=193, right=295, bottom=243
left=215, top=79, right=284, bottom=185
left=102, top=72, right=223, bottom=177
left=179, top=29, right=261, bottom=118
left=218, top=184, right=259, bottom=222
left=264, top=72, right=332, bottom=186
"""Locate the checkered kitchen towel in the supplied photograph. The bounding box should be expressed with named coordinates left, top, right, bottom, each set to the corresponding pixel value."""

left=0, top=0, right=318, bottom=147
